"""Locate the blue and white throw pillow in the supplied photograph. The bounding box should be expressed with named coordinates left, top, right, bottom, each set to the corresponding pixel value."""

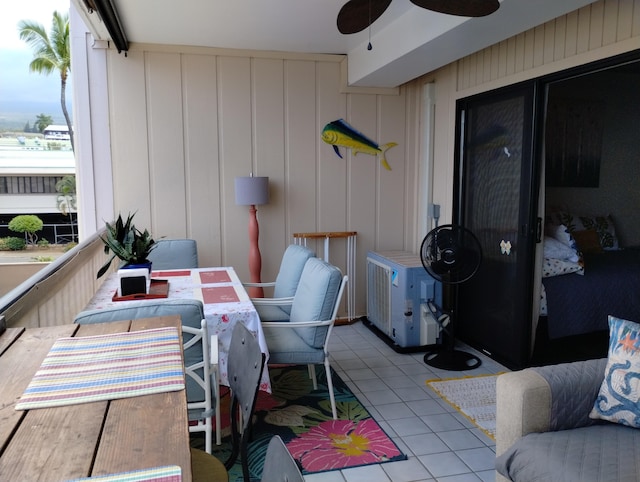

left=590, top=316, right=640, bottom=427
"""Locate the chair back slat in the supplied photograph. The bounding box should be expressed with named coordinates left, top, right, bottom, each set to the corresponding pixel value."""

left=225, top=322, right=265, bottom=480
left=261, top=435, right=304, bottom=482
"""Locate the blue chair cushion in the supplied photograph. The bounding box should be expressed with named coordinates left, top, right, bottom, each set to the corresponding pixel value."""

left=264, top=326, right=325, bottom=364
left=147, top=239, right=198, bottom=270
left=254, top=304, right=290, bottom=322
left=272, top=244, right=315, bottom=309
left=73, top=298, right=204, bottom=327
left=290, top=258, right=342, bottom=348
left=253, top=245, right=315, bottom=321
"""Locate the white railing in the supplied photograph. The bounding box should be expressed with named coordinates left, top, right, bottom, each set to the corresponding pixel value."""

left=0, top=230, right=115, bottom=328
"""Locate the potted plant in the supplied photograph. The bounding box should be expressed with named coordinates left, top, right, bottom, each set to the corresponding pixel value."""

left=97, top=212, right=157, bottom=279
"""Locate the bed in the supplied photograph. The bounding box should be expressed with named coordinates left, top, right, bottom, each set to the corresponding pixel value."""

left=539, top=212, right=640, bottom=339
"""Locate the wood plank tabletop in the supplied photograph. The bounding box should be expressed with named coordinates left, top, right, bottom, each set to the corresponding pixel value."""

left=0, top=316, right=193, bottom=482
left=0, top=323, right=78, bottom=451
left=0, top=326, right=23, bottom=356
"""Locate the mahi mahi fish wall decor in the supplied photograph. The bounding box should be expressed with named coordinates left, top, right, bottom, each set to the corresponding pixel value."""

left=321, top=119, right=397, bottom=171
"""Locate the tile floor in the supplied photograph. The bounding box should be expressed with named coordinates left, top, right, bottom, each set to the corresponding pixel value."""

left=305, top=321, right=510, bottom=482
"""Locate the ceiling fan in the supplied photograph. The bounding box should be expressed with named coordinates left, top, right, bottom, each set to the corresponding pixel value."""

left=337, top=0, right=501, bottom=35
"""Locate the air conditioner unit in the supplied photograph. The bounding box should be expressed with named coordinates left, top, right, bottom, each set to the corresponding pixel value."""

left=366, top=251, right=442, bottom=348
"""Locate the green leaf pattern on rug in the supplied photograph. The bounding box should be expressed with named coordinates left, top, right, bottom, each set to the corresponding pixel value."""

left=334, top=399, right=370, bottom=422
left=265, top=405, right=320, bottom=427
left=271, top=366, right=315, bottom=401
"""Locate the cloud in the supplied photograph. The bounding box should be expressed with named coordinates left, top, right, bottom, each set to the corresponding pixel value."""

left=1, top=0, right=72, bottom=111
left=1, top=50, right=64, bottom=103
left=1, top=0, right=71, bottom=49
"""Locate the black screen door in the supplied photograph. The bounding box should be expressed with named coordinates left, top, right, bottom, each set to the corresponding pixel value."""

left=454, top=83, right=540, bottom=369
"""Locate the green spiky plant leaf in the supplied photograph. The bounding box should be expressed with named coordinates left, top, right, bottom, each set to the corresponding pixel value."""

left=97, top=212, right=157, bottom=278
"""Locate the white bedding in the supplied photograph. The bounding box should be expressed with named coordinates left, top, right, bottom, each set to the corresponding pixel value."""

left=539, top=237, right=584, bottom=317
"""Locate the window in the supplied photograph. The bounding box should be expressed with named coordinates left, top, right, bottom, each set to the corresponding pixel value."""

left=0, top=176, right=64, bottom=194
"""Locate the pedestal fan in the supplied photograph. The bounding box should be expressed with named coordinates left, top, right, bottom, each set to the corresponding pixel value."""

left=420, top=224, right=482, bottom=370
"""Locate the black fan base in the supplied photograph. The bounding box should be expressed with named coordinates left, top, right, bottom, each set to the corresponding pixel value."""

left=424, top=349, right=482, bottom=371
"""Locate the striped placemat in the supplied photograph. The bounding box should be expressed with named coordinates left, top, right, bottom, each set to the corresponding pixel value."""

left=67, top=465, right=181, bottom=481
left=16, top=327, right=185, bottom=410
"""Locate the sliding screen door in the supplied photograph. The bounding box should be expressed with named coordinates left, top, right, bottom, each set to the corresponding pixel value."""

left=454, top=83, right=540, bottom=369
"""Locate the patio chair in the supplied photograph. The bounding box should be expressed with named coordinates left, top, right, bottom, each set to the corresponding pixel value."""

left=183, top=319, right=218, bottom=454
left=73, top=298, right=221, bottom=448
left=224, top=322, right=266, bottom=482
left=261, top=257, right=347, bottom=419
left=261, top=435, right=303, bottom=482
left=245, top=244, right=315, bottom=321
left=147, top=238, right=199, bottom=270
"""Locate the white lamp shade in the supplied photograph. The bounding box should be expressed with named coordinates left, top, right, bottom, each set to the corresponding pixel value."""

left=235, top=176, right=269, bottom=205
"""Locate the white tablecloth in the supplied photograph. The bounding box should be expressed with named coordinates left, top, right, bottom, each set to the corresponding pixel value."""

left=83, top=267, right=271, bottom=392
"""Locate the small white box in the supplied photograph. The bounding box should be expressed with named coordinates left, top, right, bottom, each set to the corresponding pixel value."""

left=420, top=304, right=440, bottom=346
left=117, top=268, right=150, bottom=296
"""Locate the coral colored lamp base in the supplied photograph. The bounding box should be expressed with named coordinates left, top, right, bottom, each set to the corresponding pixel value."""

left=247, top=204, right=264, bottom=298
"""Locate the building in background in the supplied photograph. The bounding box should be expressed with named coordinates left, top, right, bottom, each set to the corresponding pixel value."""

left=0, top=138, right=76, bottom=244
left=43, top=124, right=71, bottom=141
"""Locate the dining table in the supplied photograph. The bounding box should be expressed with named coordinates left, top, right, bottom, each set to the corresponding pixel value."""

left=0, top=315, right=193, bottom=482
left=83, top=266, right=272, bottom=392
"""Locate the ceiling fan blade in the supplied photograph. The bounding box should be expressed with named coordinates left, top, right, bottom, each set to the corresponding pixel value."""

left=410, top=0, right=500, bottom=17
left=337, top=0, right=393, bottom=34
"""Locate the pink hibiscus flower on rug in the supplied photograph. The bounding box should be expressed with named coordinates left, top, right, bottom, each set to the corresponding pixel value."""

left=286, top=419, right=402, bottom=472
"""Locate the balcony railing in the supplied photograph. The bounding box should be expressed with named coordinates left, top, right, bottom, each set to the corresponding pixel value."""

left=0, top=229, right=115, bottom=329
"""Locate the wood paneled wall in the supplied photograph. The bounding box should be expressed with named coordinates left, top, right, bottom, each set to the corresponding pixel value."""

left=106, top=47, right=419, bottom=318
left=456, top=0, right=640, bottom=92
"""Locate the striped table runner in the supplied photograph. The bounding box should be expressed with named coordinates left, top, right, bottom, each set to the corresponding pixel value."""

left=15, top=327, right=185, bottom=410
left=67, top=465, right=181, bottom=481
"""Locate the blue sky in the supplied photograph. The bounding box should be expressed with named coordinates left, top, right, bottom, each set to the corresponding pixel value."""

left=0, top=0, right=72, bottom=123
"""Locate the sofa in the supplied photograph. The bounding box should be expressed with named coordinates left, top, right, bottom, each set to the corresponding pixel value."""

left=495, top=356, right=640, bottom=481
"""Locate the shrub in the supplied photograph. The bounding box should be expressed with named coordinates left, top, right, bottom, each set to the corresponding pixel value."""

left=63, top=242, right=78, bottom=252
left=0, top=237, right=27, bottom=251
left=32, top=256, right=54, bottom=262
left=37, top=238, right=50, bottom=248
left=8, top=215, right=43, bottom=245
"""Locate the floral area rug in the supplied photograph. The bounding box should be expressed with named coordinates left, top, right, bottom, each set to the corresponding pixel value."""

left=191, top=365, right=407, bottom=481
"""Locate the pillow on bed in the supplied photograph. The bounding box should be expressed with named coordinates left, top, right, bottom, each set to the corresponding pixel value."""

left=547, top=223, right=578, bottom=250
left=572, top=229, right=603, bottom=254
left=549, top=212, right=620, bottom=250
left=590, top=316, right=640, bottom=428
left=543, top=236, right=580, bottom=262
left=578, top=215, right=620, bottom=250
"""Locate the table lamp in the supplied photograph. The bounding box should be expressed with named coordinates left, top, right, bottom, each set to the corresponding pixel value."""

left=235, top=174, right=269, bottom=298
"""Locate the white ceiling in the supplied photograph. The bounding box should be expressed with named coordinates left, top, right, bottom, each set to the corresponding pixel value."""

left=73, top=0, right=597, bottom=88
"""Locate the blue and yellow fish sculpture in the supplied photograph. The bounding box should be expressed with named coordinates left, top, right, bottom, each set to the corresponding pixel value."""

left=322, top=119, right=397, bottom=171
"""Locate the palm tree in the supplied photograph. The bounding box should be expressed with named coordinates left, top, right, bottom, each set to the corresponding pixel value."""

left=18, top=11, right=74, bottom=151
left=35, top=114, right=54, bottom=133
left=56, top=175, right=77, bottom=242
